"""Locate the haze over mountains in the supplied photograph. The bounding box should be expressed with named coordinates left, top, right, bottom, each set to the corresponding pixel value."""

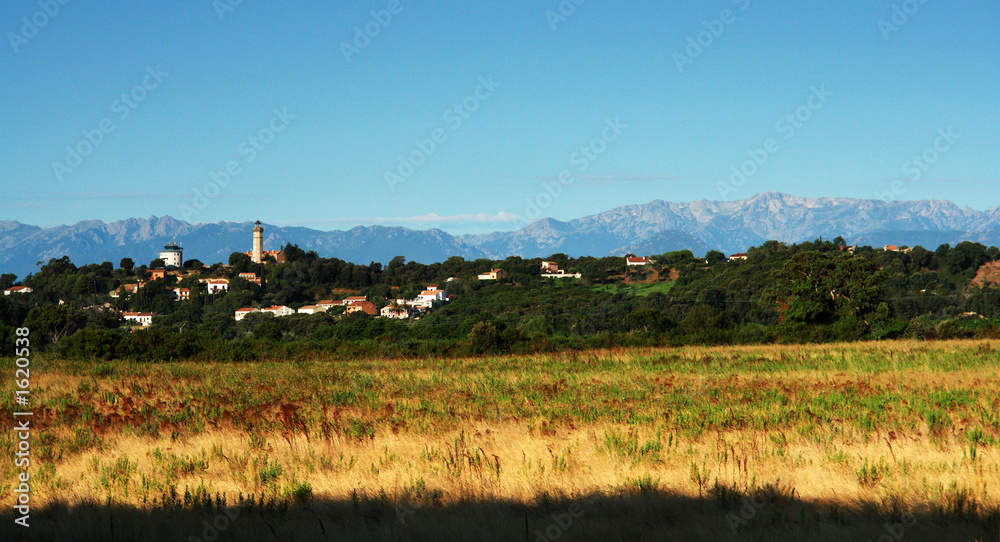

left=4, top=192, right=1000, bottom=279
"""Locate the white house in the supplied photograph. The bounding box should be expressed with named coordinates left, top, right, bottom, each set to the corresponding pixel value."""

left=297, top=305, right=327, bottom=315
left=3, top=286, right=32, bottom=295
left=728, top=253, right=748, bottom=261
left=262, top=305, right=295, bottom=317
left=478, top=269, right=506, bottom=280
left=380, top=304, right=411, bottom=319
left=626, top=257, right=651, bottom=266
left=540, top=261, right=579, bottom=278
left=414, top=289, right=446, bottom=308
left=172, top=287, right=190, bottom=301
left=234, top=307, right=260, bottom=321
left=123, top=312, right=155, bottom=326
left=204, top=279, right=230, bottom=294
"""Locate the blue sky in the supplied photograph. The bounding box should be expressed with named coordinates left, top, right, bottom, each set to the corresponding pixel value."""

left=3, top=0, right=997, bottom=233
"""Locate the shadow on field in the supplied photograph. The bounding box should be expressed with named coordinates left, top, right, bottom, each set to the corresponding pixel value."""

left=1, top=489, right=998, bottom=542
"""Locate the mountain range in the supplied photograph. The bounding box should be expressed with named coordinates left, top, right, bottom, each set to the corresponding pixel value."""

left=4, top=192, right=1000, bottom=279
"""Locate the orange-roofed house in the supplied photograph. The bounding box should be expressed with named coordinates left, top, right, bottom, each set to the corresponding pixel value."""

left=345, top=301, right=377, bottom=316
left=243, top=250, right=286, bottom=263
left=3, top=286, right=32, bottom=295
left=234, top=307, right=259, bottom=321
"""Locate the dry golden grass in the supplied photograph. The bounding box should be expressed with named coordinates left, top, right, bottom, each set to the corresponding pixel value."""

left=33, top=422, right=1000, bottom=511
left=2, top=339, right=1000, bottom=540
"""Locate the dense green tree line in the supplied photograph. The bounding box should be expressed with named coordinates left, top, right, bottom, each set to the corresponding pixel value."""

left=3, top=238, right=1000, bottom=360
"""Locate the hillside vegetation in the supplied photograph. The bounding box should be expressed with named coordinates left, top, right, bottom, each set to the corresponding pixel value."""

left=3, top=238, right=1000, bottom=360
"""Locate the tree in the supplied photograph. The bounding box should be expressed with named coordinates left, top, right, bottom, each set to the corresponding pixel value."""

left=253, top=317, right=282, bottom=342
left=282, top=243, right=306, bottom=263
left=24, top=304, right=87, bottom=344
left=120, top=258, right=134, bottom=273
left=229, top=252, right=252, bottom=274
left=945, top=241, right=986, bottom=276
left=0, top=273, right=16, bottom=290
left=774, top=252, right=887, bottom=331
left=909, top=246, right=934, bottom=270
left=775, top=252, right=840, bottom=325
left=387, top=256, right=406, bottom=273
left=987, top=246, right=1000, bottom=262
left=149, top=258, right=165, bottom=269
left=468, top=322, right=500, bottom=354
left=935, top=244, right=951, bottom=261
left=705, top=250, right=726, bottom=265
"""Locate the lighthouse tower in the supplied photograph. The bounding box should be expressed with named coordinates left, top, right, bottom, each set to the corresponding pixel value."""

left=252, top=221, right=264, bottom=264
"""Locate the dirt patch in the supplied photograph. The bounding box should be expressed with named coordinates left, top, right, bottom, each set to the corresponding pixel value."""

left=968, top=261, right=1000, bottom=290
left=624, top=267, right=658, bottom=284
left=623, top=267, right=680, bottom=284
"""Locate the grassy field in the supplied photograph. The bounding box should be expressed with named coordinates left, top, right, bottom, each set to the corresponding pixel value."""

left=591, top=281, right=675, bottom=296
left=2, top=340, right=1000, bottom=541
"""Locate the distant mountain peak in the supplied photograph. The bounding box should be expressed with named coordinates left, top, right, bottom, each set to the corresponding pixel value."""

left=4, top=192, right=1000, bottom=278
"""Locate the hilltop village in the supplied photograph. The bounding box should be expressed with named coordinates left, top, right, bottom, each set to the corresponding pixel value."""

left=84, top=221, right=663, bottom=328
left=3, top=220, right=999, bottom=360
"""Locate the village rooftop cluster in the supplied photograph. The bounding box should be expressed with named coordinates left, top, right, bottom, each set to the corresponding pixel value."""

left=5, top=220, right=839, bottom=329
left=99, top=222, right=648, bottom=328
